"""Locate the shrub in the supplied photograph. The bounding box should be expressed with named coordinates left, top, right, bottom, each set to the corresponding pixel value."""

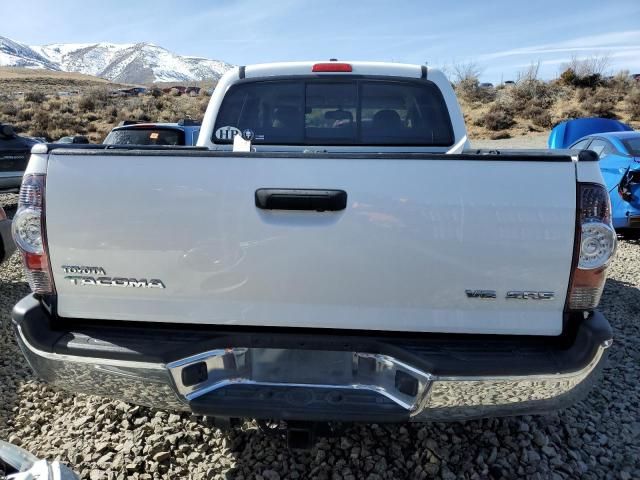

left=130, top=108, right=151, bottom=122
left=89, top=88, right=110, bottom=105
left=24, top=91, right=46, bottom=103
left=559, top=55, right=609, bottom=88
left=608, top=70, right=634, bottom=96
left=78, top=95, right=96, bottom=112
left=481, top=104, right=515, bottom=131
left=581, top=88, right=618, bottom=118
left=490, top=131, right=511, bottom=140
left=17, top=108, right=34, bottom=122
left=626, top=88, right=640, bottom=120
left=199, top=98, right=209, bottom=113
left=575, top=88, right=589, bottom=103
left=523, top=105, right=553, bottom=128
left=502, top=79, right=556, bottom=115
left=559, top=68, right=578, bottom=86
left=559, top=107, right=584, bottom=121
left=32, top=110, right=50, bottom=131
left=106, top=105, right=118, bottom=118
left=1, top=102, right=18, bottom=116
left=449, top=61, right=495, bottom=103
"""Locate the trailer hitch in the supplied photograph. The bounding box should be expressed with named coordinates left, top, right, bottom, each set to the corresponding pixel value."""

left=257, top=420, right=346, bottom=450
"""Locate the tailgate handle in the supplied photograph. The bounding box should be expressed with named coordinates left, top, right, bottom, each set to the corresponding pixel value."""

left=255, top=189, right=347, bottom=211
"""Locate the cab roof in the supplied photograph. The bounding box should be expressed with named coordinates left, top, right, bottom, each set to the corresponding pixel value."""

left=242, top=61, right=431, bottom=80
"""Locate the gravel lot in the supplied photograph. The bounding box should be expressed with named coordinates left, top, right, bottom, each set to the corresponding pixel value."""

left=1, top=190, right=639, bottom=480
left=470, top=134, right=548, bottom=150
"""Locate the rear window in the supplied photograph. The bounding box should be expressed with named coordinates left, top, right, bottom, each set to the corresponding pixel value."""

left=104, top=128, right=185, bottom=146
left=213, top=78, right=454, bottom=146
left=622, top=138, right=640, bottom=156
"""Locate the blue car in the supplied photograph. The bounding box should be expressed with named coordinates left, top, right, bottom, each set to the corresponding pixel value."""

left=549, top=118, right=640, bottom=233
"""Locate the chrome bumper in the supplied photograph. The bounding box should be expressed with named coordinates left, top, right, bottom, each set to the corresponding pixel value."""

left=13, top=318, right=610, bottom=422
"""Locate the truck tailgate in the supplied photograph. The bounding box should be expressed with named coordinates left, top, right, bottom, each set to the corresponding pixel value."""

left=45, top=151, right=576, bottom=335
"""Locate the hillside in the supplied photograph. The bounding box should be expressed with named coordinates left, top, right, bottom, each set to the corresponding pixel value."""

left=0, top=35, right=233, bottom=84
left=0, top=67, right=126, bottom=94
left=0, top=68, right=638, bottom=143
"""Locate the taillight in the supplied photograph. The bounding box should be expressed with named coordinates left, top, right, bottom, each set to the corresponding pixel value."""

left=312, top=63, right=352, bottom=73
left=618, top=167, right=638, bottom=201
left=568, top=183, right=616, bottom=310
left=12, top=174, right=55, bottom=294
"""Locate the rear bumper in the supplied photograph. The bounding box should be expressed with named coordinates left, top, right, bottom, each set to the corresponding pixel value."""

left=12, top=295, right=612, bottom=422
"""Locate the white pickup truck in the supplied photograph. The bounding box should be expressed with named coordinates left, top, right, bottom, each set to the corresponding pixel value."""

left=12, top=61, right=616, bottom=436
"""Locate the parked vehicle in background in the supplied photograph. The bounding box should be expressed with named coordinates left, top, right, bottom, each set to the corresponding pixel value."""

left=103, top=119, right=201, bottom=146
left=548, top=118, right=633, bottom=149
left=11, top=62, right=616, bottom=444
left=479, top=82, right=493, bottom=88
left=549, top=118, right=639, bottom=232
left=0, top=207, right=15, bottom=264
left=56, top=135, right=89, bottom=144
left=110, top=87, right=147, bottom=97
left=0, top=124, right=40, bottom=191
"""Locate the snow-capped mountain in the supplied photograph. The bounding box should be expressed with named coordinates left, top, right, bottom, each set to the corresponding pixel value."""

left=0, top=36, right=60, bottom=70
left=0, top=35, right=233, bottom=84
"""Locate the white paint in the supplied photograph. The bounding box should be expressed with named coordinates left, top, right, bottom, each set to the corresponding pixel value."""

left=36, top=61, right=597, bottom=336
left=197, top=62, right=468, bottom=153
left=46, top=152, right=577, bottom=335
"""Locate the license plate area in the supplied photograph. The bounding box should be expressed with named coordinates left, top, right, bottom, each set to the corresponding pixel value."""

left=167, top=348, right=432, bottom=411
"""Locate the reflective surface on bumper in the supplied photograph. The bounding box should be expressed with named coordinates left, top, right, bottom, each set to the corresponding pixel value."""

left=417, top=346, right=607, bottom=421
left=167, top=348, right=433, bottom=412
left=15, top=323, right=609, bottom=421
left=15, top=325, right=188, bottom=411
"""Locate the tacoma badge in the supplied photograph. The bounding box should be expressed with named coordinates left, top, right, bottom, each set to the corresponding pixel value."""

left=62, top=266, right=165, bottom=289
left=65, top=276, right=166, bottom=288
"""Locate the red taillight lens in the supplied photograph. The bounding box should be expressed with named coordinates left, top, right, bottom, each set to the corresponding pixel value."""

left=12, top=174, right=55, bottom=294
left=312, top=63, right=352, bottom=73
left=568, top=183, right=616, bottom=311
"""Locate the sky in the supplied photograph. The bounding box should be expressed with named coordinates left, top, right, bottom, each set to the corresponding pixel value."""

left=3, top=0, right=640, bottom=83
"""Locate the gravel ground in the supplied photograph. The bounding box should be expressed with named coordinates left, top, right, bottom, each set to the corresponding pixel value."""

left=470, top=134, right=548, bottom=150
left=1, top=192, right=639, bottom=480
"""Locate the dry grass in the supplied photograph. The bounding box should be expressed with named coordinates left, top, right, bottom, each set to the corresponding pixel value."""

left=460, top=75, right=640, bottom=140
left=1, top=68, right=639, bottom=142
left=0, top=69, right=211, bottom=142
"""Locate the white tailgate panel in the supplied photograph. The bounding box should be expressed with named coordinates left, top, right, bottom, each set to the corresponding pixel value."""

left=46, top=153, right=576, bottom=335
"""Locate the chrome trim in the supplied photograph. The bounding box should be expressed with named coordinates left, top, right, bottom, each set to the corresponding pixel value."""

left=16, top=325, right=166, bottom=370
left=418, top=346, right=607, bottom=421
left=14, top=324, right=611, bottom=421
left=167, top=349, right=434, bottom=412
